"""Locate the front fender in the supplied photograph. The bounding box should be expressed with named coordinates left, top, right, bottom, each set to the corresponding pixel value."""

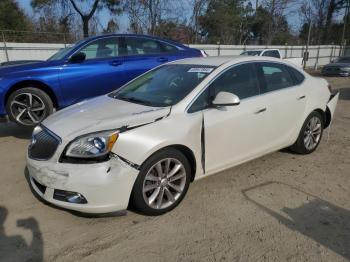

left=1, top=65, right=63, bottom=109
left=112, top=113, right=203, bottom=177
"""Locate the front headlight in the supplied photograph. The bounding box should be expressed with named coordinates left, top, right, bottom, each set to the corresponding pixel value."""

left=65, top=130, right=119, bottom=159
left=340, top=67, right=350, bottom=71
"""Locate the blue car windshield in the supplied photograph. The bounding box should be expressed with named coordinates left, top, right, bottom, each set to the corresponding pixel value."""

left=110, top=64, right=216, bottom=107
left=47, top=40, right=84, bottom=61
left=336, top=57, right=350, bottom=63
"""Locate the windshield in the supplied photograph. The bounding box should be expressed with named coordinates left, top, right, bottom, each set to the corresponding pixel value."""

left=335, top=57, right=350, bottom=63
left=47, top=40, right=85, bottom=61
left=240, top=50, right=262, bottom=56
left=110, top=64, right=216, bottom=107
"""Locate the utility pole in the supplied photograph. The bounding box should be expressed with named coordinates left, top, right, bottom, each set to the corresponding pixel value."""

left=340, top=0, right=350, bottom=56
left=303, top=21, right=312, bottom=69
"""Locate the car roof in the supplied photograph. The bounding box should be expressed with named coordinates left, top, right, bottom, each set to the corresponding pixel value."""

left=85, top=34, right=188, bottom=49
left=171, top=56, right=238, bottom=66
left=243, top=49, right=279, bottom=52
left=171, top=55, right=283, bottom=67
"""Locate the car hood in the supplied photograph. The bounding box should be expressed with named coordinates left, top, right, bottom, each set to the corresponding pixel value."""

left=0, top=60, right=61, bottom=76
left=42, top=95, right=171, bottom=141
left=323, top=63, right=350, bottom=68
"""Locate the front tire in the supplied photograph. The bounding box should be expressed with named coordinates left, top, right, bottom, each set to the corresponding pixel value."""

left=6, top=87, right=53, bottom=127
left=131, top=148, right=191, bottom=216
left=290, top=111, right=324, bottom=154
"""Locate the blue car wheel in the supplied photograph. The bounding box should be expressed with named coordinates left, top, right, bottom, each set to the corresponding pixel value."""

left=6, top=87, right=53, bottom=127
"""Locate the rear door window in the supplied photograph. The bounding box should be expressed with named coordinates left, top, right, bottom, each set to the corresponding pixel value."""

left=258, top=62, right=295, bottom=92
left=125, top=37, right=178, bottom=55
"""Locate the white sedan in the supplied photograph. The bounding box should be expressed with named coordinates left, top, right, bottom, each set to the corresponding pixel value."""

left=26, top=56, right=339, bottom=215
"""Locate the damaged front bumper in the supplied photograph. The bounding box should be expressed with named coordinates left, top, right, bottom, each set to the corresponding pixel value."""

left=27, top=154, right=139, bottom=214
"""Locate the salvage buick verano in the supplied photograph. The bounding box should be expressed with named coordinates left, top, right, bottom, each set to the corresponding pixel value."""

left=27, top=56, right=339, bottom=215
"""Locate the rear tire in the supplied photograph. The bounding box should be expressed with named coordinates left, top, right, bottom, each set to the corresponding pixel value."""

left=131, top=148, right=191, bottom=216
left=290, top=111, right=324, bottom=154
left=6, top=87, right=53, bottom=127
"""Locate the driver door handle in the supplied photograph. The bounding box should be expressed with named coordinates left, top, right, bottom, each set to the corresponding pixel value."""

left=254, top=107, right=267, bottom=114
left=109, top=60, right=123, bottom=66
left=297, top=95, right=306, bottom=100
left=157, top=57, right=168, bottom=62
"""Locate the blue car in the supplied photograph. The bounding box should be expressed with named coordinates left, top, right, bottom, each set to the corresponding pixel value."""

left=0, top=34, right=204, bottom=127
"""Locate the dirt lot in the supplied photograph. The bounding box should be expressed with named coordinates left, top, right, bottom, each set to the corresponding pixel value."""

left=0, top=76, right=349, bottom=262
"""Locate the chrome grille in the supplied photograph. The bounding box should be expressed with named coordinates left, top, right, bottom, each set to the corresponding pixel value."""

left=28, top=127, right=60, bottom=160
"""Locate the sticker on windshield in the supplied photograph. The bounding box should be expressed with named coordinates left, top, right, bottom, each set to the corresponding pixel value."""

left=188, top=68, right=214, bottom=73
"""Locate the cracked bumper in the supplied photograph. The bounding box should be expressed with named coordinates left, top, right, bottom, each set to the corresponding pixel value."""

left=26, top=155, right=139, bottom=214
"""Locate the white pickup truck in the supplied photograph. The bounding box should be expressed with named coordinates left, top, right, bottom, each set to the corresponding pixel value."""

left=240, top=49, right=303, bottom=68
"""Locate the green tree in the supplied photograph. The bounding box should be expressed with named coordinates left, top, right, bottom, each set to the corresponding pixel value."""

left=199, top=0, right=246, bottom=44
left=154, top=20, right=193, bottom=43
left=0, top=0, right=32, bottom=31
left=249, top=6, right=270, bottom=44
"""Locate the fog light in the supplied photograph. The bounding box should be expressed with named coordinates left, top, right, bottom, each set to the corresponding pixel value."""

left=53, top=189, right=88, bottom=204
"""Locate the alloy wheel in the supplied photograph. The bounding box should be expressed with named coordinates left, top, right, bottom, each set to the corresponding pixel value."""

left=303, top=116, right=322, bottom=151
left=142, top=158, right=187, bottom=210
left=10, top=93, right=46, bottom=126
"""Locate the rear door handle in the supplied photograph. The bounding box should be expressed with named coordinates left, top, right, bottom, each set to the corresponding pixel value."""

left=109, top=60, right=123, bottom=66
left=254, top=107, right=267, bottom=114
left=297, top=95, right=306, bottom=100
left=157, top=57, right=168, bottom=62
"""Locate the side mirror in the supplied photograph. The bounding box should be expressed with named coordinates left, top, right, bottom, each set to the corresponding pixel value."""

left=212, top=91, right=240, bottom=107
left=69, top=52, right=86, bottom=63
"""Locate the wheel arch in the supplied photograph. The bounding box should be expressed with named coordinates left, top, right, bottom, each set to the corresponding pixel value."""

left=5, top=80, right=58, bottom=109
left=141, top=144, right=197, bottom=182
left=314, top=108, right=331, bottom=129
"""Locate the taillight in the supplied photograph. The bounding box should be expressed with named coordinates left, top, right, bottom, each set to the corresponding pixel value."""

left=328, top=84, right=333, bottom=93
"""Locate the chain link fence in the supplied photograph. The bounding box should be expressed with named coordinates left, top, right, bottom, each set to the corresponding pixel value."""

left=0, top=30, right=69, bottom=44
left=0, top=30, right=72, bottom=62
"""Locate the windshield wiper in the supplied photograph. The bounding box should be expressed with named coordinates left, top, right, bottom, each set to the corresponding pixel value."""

left=117, top=96, right=154, bottom=106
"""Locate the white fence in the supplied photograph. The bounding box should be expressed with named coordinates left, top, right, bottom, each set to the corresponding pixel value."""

left=0, top=42, right=349, bottom=69
left=190, top=44, right=348, bottom=68
left=0, top=42, right=66, bottom=62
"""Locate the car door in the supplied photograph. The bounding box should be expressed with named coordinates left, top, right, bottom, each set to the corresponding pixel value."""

left=201, top=63, right=270, bottom=174
left=121, top=36, right=181, bottom=84
left=255, top=62, right=307, bottom=149
left=59, top=36, right=127, bottom=105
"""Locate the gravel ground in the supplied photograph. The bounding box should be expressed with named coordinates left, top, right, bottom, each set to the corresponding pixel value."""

left=0, top=76, right=349, bottom=262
